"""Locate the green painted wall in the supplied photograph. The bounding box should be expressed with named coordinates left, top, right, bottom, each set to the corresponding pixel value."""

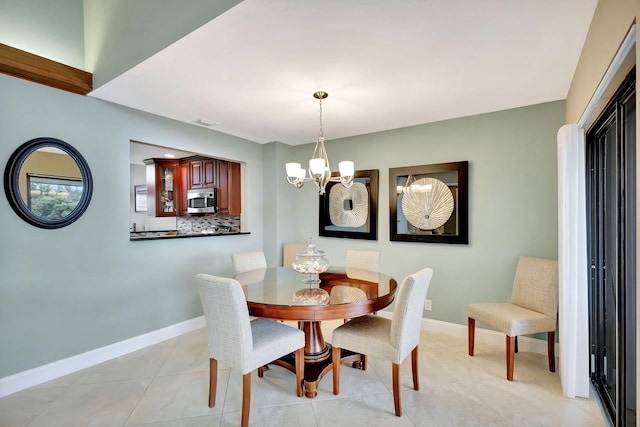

left=284, top=101, right=563, bottom=326
left=0, top=0, right=85, bottom=69
left=84, top=0, right=241, bottom=85
left=0, top=74, right=265, bottom=378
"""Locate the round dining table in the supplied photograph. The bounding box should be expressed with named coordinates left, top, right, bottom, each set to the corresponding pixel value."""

left=233, top=266, right=397, bottom=398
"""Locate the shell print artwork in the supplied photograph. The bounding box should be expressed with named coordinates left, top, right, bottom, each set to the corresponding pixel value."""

left=401, top=177, right=454, bottom=230
left=329, top=181, right=368, bottom=227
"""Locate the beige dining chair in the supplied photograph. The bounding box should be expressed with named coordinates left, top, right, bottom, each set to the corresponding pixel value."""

left=331, top=267, right=433, bottom=417
left=195, top=274, right=305, bottom=427
left=282, top=242, right=307, bottom=267
left=345, top=250, right=381, bottom=283
left=232, top=251, right=267, bottom=274
left=467, top=256, right=558, bottom=381
left=345, top=250, right=380, bottom=271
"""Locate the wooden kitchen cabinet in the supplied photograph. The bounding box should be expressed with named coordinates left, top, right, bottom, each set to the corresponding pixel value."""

left=150, top=156, right=239, bottom=217
left=144, top=158, right=181, bottom=217
left=178, top=161, right=190, bottom=217
left=217, top=160, right=241, bottom=215
left=228, top=161, right=241, bottom=215
left=189, top=158, right=216, bottom=189
left=217, top=160, right=229, bottom=214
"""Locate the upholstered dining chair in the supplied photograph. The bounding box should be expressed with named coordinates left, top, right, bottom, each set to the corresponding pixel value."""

left=467, top=256, right=558, bottom=381
left=331, top=267, right=433, bottom=417
left=195, top=274, right=305, bottom=427
left=232, top=251, right=267, bottom=274
left=345, top=250, right=381, bottom=283
left=282, top=242, right=307, bottom=267
left=345, top=250, right=381, bottom=271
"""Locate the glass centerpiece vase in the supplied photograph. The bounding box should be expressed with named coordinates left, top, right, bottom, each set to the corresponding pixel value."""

left=292, top=237, right=330, bottom=304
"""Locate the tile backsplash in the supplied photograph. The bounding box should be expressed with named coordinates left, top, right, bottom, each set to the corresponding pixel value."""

left=177, top=214, right=240, bottom=233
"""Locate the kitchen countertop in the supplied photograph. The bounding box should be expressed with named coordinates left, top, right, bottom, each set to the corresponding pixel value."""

left=130, top=229, right=248, bottom=241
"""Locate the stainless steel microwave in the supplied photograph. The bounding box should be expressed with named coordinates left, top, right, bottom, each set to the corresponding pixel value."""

left=187, top=188, right=217, bottom=214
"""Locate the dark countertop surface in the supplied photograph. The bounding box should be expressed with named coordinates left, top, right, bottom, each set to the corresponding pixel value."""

left=130, top=230, right=249, bottom=241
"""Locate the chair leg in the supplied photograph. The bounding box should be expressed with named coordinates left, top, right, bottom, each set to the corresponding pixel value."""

left=392, top=363, right=402, bottom=416
left=515, top=336, right=519, bottom=354
left=332, top=345, right=341, bottom=395
left=209, top=358, right=217, bottom=407
left=411, top=346, right=419, bottom=390
left=258, top=366, right=264, bottom=377
left=506, top=335, right=515, bottom=381
left=548, top=331, right=556, bottom=372
left=241, top=372, right=251, bottom=427
left=295, top=347, right=304, bottom=397
left=468, top=317, right=475, bottom=356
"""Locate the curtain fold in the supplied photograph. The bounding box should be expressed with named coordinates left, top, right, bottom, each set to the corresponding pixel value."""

left=557, top=124, right=590, bottom=398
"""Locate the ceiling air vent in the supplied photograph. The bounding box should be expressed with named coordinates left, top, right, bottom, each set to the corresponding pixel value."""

left=194, top=118, right=219, bottom=127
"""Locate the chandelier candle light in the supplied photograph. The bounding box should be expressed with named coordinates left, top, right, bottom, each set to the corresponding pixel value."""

left=285, top=91, right=355, bottom=195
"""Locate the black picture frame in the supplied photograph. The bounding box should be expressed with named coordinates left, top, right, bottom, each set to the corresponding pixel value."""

left=319, top=169, right=379, bottom=240
left=389, top=161, right=468, bottom=244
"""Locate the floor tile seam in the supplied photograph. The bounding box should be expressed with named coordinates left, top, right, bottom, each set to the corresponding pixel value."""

left=236, top=398, right=314, bottom=411
left=568, top=399, right=607, bottom=421
left=475, top=394, right=515, bottom=426
left=140, top=343, right=182, bottom=381
left=71, top=374, right=161, bottom=388
left=153, top=367, right=209, bottom=378
left=22, top=393, right=60, bottom=427
left=432, top=379, right=517, bottom=427
left=317, top=389, right=393, bottom=402
left=308, top=398, right=322, bottom=427
left=218, top=369, right=232, bottom=415
left=316, top=387, right=395, bottom=402
left=120, top=372, right=159, bottom=427
left=20, top=378, right=148, bottom=427
left=449, top=377, right=522, bottom=426
left=124, top=412, right=222, bottom=427
left=401, top=404, right=421, bottom=427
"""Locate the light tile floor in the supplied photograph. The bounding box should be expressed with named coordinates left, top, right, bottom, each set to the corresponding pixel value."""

left=0, top=320, right=606, bottom=427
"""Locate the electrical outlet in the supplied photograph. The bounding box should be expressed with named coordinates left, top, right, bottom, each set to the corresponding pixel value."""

left=424, top=299, right=432, bottom=311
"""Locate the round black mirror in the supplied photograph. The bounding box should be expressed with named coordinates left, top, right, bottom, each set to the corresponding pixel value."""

left=4, top=137, right=93, bottom=229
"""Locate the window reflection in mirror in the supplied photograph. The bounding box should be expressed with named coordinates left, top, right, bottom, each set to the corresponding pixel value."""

left=20, top=148, right=83, bottom=220
left=4, top=137, right=93, bottom=229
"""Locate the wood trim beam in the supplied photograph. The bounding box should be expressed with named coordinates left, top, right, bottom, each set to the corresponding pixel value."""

left=0, top=43, right=92, bottom=95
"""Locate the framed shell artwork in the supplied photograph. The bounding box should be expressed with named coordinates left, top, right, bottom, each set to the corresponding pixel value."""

left=389, top=161, right=468, bottom=244
left=319, top=169, right=378, bottom=240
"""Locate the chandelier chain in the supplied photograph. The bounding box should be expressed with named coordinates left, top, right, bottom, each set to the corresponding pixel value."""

left=318, top=96, right=324, bottom=138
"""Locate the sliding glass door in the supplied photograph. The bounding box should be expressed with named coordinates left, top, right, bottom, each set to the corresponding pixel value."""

left=586, top=68, right=636, bottom=426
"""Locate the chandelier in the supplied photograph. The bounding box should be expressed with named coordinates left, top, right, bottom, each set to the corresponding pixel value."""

left=285, top=91, right=354, bottom=195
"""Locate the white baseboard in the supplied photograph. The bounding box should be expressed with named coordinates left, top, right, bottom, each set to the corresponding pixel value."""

left=1, top=314, right=556, bottom=398
left=0, top=316, right=205, bottom=398
left=377, top=311, right=558, bottom=356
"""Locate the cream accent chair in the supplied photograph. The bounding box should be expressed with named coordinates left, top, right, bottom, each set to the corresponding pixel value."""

left=467, top=256, right=558, bottom=381
left=282, top=242, right=307, bottom=267
left=331, top=268, right=433, bottom=417
left=232, top=251, right=267, bottom=274
left=196, top=274, right=305, bottom=427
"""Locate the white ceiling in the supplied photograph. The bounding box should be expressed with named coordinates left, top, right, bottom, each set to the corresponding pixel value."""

left=92, top=0, right=598, bottom=147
